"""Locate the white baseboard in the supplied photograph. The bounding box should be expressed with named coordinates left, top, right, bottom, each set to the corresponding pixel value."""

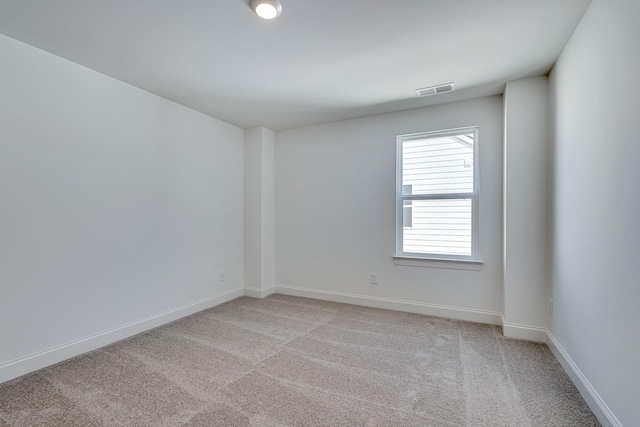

left=275, top=284, right=501, bottom=325
left=0, top=283, right=621, bottom=427
left=276, top=286, right=620, bottom=426
left=500, top=314, right=548, bottom=343
left=546, top=331, right=621, bottom=427
left=500, top=317, right=621, bottom=426
left=244, top=286, right=276, bottom=298
left=0, top=287, right=244, bottom=385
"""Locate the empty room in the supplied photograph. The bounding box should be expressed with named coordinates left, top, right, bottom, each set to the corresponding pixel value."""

left=0, top=0, right=638, bottom=426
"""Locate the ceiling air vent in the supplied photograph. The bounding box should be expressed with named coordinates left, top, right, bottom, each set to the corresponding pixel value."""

left=416, top=82, right=455, bottom=97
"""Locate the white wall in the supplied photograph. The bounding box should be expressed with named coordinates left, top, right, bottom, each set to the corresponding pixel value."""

left=0, top=34, right=244, bottom=381
left=261, top=130, right=275, bottom=291
left=502, top=77, right=549, bottom=338
left=549, top=0, right=640, bottom=425
left=275, top=97, right=503, bottom=319
left=244, top=127, right=275, bottom=296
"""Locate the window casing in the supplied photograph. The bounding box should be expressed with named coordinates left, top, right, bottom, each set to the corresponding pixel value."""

left=396, top=127, right=479, bottom=261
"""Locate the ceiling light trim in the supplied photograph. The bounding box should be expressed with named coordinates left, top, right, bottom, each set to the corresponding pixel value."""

left=251, top=0, right=283, bottom=20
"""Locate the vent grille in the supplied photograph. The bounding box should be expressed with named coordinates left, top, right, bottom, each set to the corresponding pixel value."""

left=416, top=82, right=455, bottom=97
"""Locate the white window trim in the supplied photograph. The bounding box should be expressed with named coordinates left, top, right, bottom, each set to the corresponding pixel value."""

left=395, top=126, right=481, bottom=265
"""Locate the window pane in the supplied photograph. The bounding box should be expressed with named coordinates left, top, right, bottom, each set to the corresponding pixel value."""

left=403, top=204, right=412, bottom=227
left=402, top=133, right=474, bottom=195
left=402, top=198, right=472, bottom=256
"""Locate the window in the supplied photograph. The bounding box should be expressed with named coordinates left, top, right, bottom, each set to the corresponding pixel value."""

left=396, top=127, right=479, bottom=261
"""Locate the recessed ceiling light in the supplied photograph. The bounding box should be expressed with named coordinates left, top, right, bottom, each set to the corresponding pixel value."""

left=251, top=0, right=283, bottom=20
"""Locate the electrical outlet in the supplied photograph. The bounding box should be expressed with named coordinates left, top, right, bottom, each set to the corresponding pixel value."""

left=370, top=273, right=378, bottom=285
left=548, top=298, right=554, bottom=316
left=219, top=271, right=225, bottom=282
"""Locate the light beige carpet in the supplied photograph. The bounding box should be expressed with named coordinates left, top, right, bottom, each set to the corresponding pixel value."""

left=0, top=295, right=599, bottom=426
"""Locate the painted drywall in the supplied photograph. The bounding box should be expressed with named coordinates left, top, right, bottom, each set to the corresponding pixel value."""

left=244, top=127, right=275, bottom=294
left=549, top=0, right=640, bottom=425
left=275, top=97, right=503, bottom=314
left=261, top=129, right=275, bottom=291
left=0, top=34, right=244, bottom=371
left=244, top=127, right=264, bottom=291
left=503, top=77, right=549, bottom=331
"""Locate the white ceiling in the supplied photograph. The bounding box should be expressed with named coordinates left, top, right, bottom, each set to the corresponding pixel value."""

left=0, top=0, right=591, bottom=130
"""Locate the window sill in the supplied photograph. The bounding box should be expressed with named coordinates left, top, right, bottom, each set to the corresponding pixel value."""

left=393, top=256, right=483, bottom=271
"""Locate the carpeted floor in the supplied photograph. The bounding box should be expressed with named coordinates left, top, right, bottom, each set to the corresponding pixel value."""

left=0, top=295, right=599, bottom=426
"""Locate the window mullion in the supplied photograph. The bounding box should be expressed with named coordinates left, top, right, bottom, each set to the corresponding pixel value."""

left=401, top=193, right=474, bottom=201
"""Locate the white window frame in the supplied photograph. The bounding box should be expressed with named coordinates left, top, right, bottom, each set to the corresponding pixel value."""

left=395, top=126, right=480, bottom=262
